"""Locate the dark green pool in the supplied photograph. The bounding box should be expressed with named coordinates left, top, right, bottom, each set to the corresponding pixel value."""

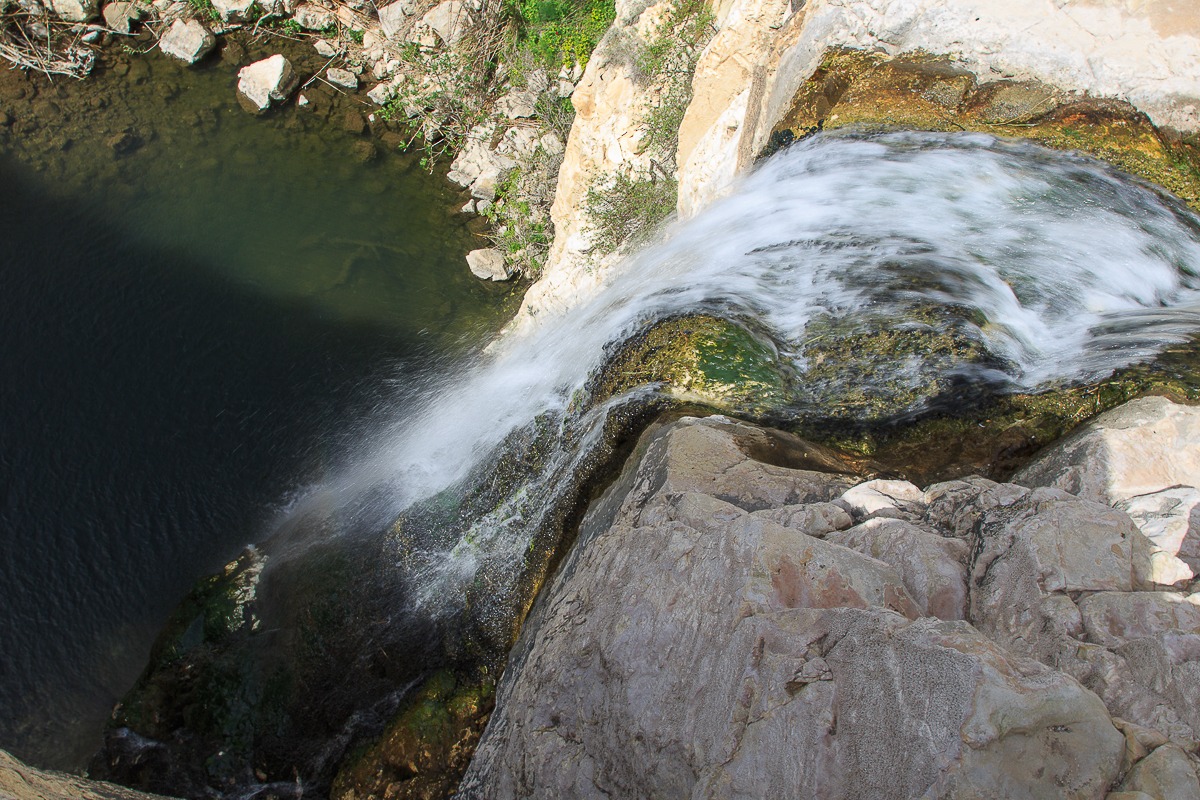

left=0, top=32, right=522, bottom=771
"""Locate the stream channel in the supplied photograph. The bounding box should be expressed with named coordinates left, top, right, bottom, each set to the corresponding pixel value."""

left=0, top=33, right=523, bottom=771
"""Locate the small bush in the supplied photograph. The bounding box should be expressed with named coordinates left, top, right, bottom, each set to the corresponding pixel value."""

left=505, top=0, right=615, bottom=70
left=584, top=167, right=677, bottom=254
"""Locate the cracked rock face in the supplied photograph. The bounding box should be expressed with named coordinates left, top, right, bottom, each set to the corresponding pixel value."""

left=455, top=414, right=1172, bottom=799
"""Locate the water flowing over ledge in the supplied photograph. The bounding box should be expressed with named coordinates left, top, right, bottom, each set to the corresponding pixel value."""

left=285, top=132, right=1200, bottom=633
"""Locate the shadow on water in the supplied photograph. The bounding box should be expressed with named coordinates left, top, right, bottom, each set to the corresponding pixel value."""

left=0, top=82, right=515, bottom=769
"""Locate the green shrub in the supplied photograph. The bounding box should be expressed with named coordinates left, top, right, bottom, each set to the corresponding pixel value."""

left=584, top=167, right=677, bottom=254
left=505, top=0, right=615, bottom=70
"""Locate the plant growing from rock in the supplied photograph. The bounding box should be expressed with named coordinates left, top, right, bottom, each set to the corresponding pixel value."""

left=582, top=0, right=714, bottom=254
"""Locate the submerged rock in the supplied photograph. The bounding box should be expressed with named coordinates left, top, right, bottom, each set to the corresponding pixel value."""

left=157, top=19, right=216, bottom=65
left=236, top=55, right=298, bottom=113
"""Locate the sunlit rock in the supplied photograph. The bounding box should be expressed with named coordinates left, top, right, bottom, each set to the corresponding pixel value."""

left=292, top=2, right=333, bottom=29
left=458, top=417, right=1124, bottom=799
left=419, top=0, right=470, bottom=48
left=157, top=19, right=215, bottom=65
left=1015, top=396, right=1200, bottom=506
left=326, top=67, right=358, bottom=91
left=47, top=0, right=95, bottom=21
left=102, top=0, right=146, bottom=33
left=236, top=54, right=298, bottom=113
left=466, top=248, right=510, bottom=281
left=828, top=517, right=969, bottom=620
left=1119, top=744, right=1200, bottom=800
left=1078, top=592, right=1200, bottom=649
left=210, top=0, right=254, bottom=23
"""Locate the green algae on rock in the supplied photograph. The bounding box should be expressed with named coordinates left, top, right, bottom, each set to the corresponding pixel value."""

left=766, top=49, right=1200, bottom=212
left=330, top=671, right=495, bottom=800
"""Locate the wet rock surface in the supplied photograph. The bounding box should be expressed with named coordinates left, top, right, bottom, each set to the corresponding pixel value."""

left=460, top=402, right=1200, bottom=798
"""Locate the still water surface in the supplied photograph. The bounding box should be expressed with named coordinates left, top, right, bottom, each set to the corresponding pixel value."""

left=0, top=38, right=521, bottom=770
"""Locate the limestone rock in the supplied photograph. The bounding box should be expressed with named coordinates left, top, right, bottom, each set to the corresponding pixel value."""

left=326, top=67, right=358, bottom=90
left=970, top=80, right=1062, bottom=124
left=495, top=90, right=537, bottom=119
left=840, top=478, right=927, bottom=522
left=236, top=54, right=298, bottom=112
left=749, top=501, right=852, bottom=537
left=1119, top=744, right=1200, bottom=800
left=466, top=248, right=511, bottom=281
left=1079, top=592, right=1200, bottom=649
left=969, top=487, right=1151, bottom=649
left=367, top=80, right=397, bottom=106
left=0, top=747, right=169, bottom=799
left=48, top=0, right=96, bottom=21
left=827, top=517, right=969, bottom=620
left=157, top=18, right=215, bottom=64
left=1014, top=396, right=1200, bottom=506
left=496, top=126, right=538, bottom=160
left=1118, top=487, right=1200, bottom=573
left=537, top=132, right=564, bottom=155
left=419, top=0, right=469, bottom=47
left=377, top=0, right=411, bottom=38
left=313, top=38, right=338, bottom=56
left=210, top=0, right=254, bottom=23
left=293, top=2, right=333, bottom=29
left=102, top=0, right=145, bottom=33
left=458, top=417, right=1126, bottom=797
left=923, top=476, right=1030, bottom=538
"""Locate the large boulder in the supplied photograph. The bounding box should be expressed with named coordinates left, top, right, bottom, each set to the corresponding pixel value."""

left=466, top=248, right=511, bottom=281
left=157, top=19, right=216, bottom=65
left=827, top=517, right=969, bottom=620
left=236, top=54, right=298, bottom=113
left=419, top=0, right=470, bottom=47
left=1014, top=396, right=1200, bottom=506
left=457, top=417, right=1126, bottom=799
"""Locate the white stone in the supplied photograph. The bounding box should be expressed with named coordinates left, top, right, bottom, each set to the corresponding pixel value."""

left=326, top=67, right=358, bottom=90
left=1118, top=487, right=1200, bottom=573
left=556, top=78, right=574, bottom=97
left=461, top=199, right=477, bottom=214
left=210, top=0, right=254, bottom=22
left=293, top=2, right=333, bottom=29
left=538, top=132, right=564, bottom=155
left=466, top=248, right=511, bottom=281
left=102, top=0, right=144, bottom=33
left=405, top=22, right=439, bottom=47
left=237, top=54, right=298, bottom=112
left=377, top=0, right=411, bottom=38
left=496, top=126, right=539, bottom=159
left=420, top=0, right=470, bottom=47
left=839, top=479, right=927, bottom=521
left=48, top=0, right=95, bottom=21
left=313, top=38, right=338, bottom=56
left=366, top=82, right=396, bottom=105
left=496, top=89, right=537, bottom=119
left=158, top=18, right=215, bottom=64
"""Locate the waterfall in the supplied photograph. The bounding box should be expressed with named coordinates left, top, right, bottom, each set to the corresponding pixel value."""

left=271, top=131, right=1200, bottom=651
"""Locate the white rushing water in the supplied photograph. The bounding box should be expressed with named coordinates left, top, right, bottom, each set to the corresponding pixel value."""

left=278, top=131, right=1200, bottom=623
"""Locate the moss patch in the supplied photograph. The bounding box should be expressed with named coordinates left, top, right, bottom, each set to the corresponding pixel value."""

left=330, top=671, right=495, bottom=800
left=767, top=49, right=1200, bottom=211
